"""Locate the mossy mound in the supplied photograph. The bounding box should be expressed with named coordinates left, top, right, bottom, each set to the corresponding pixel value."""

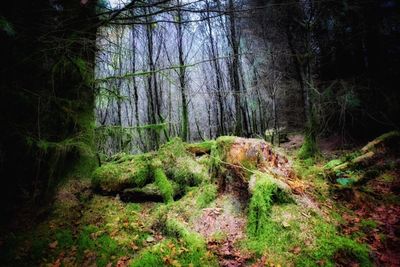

left=157, top=138, right=208, bottom=190
left=92, top=153, right=152, bottom=193
left=247, top=173, right=292, bottom=237
left=91, top=138, right=208, bottom=202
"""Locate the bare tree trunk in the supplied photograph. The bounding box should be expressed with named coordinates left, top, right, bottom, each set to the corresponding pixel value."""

left=176, top=1, right=189, bottom=141
left=145, top=8, right=159, bottom=149
left=228, top=0, right=245, bottom=136
left=130, top=22, right=145, bottom=150
left=205, top=0, right=225, bottom=136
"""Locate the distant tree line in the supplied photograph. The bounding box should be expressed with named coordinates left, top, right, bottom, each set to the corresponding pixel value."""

left=95, top=0, right=400, bottom=157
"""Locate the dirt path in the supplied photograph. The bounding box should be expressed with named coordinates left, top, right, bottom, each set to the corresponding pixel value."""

left=193, top=194, right=250, bottom=267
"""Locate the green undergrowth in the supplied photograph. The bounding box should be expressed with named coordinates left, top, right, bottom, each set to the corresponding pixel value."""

left=298, top=133, right=319, bottom=159
left=247, top=173, right=292, bottom=237
left=0, top=191, right=152, bottom=267
left=128, top=182, right=219, bottom=266
left=131, top=219, right=217, bottom=267
left=151, top=182, right=218, bottom=230
left=4, top=134, right=386, bottom=267
left=244, top=199, right=371, bottom=266
left=242, top=152, right=372, bottom=266
left=196, top=183, right=218, bottom=208
left=158, top=138, right=207, bottom=189
left=294, top=157, right=329, bottom=202
left=321, top=131, right=400, bottom=192
left=296, top=221, right=371, bottom=267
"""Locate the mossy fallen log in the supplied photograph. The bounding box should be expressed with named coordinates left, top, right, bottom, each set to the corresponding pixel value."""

left=91, top=154, right=152, bottom=193
left=153, top=164, right=174, bottom=203
left=157, top=138, right=208, bottom=187
left=325, top=131, right=400, bottom=187
left=91, top=138, right=208, bottom=202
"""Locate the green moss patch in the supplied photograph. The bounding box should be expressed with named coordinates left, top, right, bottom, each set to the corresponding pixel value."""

left=92, top=138, right=208, bottom=197
left=153, top=166, right=174, bottom=203
left=131, top=219, right=218, bottom=267
left=92, top=153, right=152, bottom=193
left=186, top=140, right=216, bottom=155
left=247, top=173, right=291, bottom=237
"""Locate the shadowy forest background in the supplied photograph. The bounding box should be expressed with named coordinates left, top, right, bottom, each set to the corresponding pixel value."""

left=0, top=0, right=399, bottom=222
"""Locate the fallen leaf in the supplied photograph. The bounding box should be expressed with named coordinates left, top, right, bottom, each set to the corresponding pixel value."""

left=291, top=246, right=301, bottom=254
left=51, top=259, right=61, bottom=267
left=116, top=256, right=130, bottom=267
left=130, top=242, right=139, bottom=251
left=49, top=241, right=58, bottom=249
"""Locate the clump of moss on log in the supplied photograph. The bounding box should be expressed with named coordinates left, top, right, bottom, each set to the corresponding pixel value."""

left=324, top=131, right=400, bottom=187
left=186, top=140, right=216, bottom=155
left=91, top=138, right=208, bottom=201
left=157, top=138, right=207, bottom=190
left=92, top=153, right=152, bottom=193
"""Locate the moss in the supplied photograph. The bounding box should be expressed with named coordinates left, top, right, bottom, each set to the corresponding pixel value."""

left=91, top=153, right=151, bottom=192
left=244, top=201, right=371, bottom=266
left=209, top=136, right=236, bottom=178
left=196, top=183, right=218, bottom=208
left=376, top=131, right=400, bottom=141
left=165, top=157, right=205, bottom=187
left=360, top=219, right=378, bottom=231
left=131, top=218, right=217, bottom=267
left=196, top=154, right=211, bottom=166
left=156, top=138, right=207, bottom=189
left=157, top=137, right=188, bottom=158
left=130, top=238, right=217, bottom=267
left=362, top=131, right=400, bottom=153
left=111, top=152, right=137, bottom=163
left=244, top=204, right=308, bottom=263
left=298, top=133, right=319, bottom=159
left=324, top=159, right=343, bottom=170
left=297, top=221, right=371, bottom=267
left=76, top=225, right=123, bottom=267
left=294, top=158, right=329, bottom=201
left=247, top=174, right=290, bottom=237
left=92, top=138, right=209, bottom=195
left=186, top=140, right=216, bottom=154
left=130, top=251, right=163, bottom=267
left=55, top=229, right=74, bottom=249
left=216, top=135, right=237, bottom=145
left=51, top=179, right=92, bottom=227
left=378, top=171, right=396, bottom=183
left=153, top=165, right=174, bottom=203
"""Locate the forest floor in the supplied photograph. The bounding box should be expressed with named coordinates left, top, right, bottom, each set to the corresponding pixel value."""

left=0, top=132, right=399, bottom=267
